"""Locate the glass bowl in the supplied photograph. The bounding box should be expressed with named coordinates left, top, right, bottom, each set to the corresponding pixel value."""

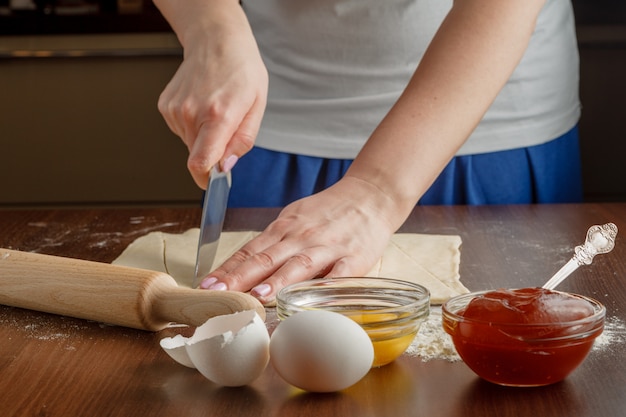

left=276, top=277, right=430, bottom=367
left=442, top=289, right=605, bottom=387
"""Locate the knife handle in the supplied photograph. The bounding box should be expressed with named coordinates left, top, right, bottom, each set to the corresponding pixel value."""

left=0, top=249, right=265, bottom=331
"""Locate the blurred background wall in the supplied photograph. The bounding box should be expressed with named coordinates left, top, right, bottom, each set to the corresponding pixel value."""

left=0, top=0, right=624, bottom=207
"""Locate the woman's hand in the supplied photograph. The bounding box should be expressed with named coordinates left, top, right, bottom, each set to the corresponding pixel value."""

left=199, top=176, right=401, bottom=304
left=155, top=0, right=268, bottom=188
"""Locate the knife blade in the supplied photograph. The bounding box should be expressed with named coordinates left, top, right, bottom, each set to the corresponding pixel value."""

left=193, top=165, right=231, bottom=288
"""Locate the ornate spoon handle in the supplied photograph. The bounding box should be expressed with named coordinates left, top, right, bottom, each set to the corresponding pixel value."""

left=542, top=223, right=618, bottom=290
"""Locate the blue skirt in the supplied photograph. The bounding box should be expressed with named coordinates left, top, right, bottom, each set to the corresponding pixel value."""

left=228, top=126, right=583, bottom=207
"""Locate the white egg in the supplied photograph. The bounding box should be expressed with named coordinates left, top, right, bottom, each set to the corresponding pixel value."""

left=269, top=310, right=374, bottom=392
left=160, top=310, right=270, bottom=387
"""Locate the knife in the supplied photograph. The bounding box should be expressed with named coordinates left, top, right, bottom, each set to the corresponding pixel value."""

left=193, top=165, right=232, bottom=288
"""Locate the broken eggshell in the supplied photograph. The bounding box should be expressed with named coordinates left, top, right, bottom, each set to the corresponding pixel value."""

left=159, top=334, right=195, bottom=368
left=160, top=310, right=270, bottom=387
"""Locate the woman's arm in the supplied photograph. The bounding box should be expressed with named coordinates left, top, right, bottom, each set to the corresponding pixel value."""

left=204, top=0, right=548, bottom=302
left=153, top=0, right=268, bottom=188
left=347, top=0, right=547, bottom=228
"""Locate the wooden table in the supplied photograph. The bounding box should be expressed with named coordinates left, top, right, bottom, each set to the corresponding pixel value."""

left=1, top=204, right=625, bottom=417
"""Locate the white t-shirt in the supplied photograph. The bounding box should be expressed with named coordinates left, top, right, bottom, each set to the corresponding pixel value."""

left=242, top=0, right=580, bottom=158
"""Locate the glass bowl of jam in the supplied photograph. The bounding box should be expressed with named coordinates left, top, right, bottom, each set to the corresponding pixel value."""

left=276, top=277, right=430, bottom=367
left=442, top=287, right=605, bottom=387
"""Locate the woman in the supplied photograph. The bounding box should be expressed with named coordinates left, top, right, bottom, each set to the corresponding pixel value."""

left=153, top=0, right=581, bottom=303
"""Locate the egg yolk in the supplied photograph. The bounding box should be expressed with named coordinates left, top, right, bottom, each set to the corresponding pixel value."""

left=348, top=311, right=418, bottom=367
left=369, top=332, right=417, bottom=367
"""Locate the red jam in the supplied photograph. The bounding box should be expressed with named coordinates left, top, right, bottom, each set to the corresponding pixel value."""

left=444, top=288, right=604, bottom=386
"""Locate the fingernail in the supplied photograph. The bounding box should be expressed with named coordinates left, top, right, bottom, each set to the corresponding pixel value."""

left=199, top=277, right=217, bottom=289
left=208, top=282, right=228, bottom=291
left=251, top=283, right=271, bottom=297
left=223, top=155, right=239, bottom=173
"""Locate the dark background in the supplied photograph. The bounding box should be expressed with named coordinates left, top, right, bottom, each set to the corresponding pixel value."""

left=0, top=0, right=624, bottom=206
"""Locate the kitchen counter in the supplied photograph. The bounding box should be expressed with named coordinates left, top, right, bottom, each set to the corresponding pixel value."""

left=1, top=203, right=625, bottom=416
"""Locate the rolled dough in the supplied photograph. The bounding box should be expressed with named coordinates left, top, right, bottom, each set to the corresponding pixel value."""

left=112, top=229, right=468, bottom=304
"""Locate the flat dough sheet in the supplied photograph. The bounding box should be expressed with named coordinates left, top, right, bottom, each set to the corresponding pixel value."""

left=112, top=229, right=468, bottom=304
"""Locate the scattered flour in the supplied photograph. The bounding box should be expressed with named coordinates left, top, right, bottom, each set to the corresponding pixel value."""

left=23, top=218, right=181, bottom=252
left=593, top=315, right=626, bottom=353
left=0, top=308, right=87, bottom=351
left=0, top=308, right=91, bottom=342
left=0, top=305, right=146, bottom=355
left=405, top=306, right=461, bottom=362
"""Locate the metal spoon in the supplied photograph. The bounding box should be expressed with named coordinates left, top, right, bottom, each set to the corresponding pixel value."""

left=542, top=223, right=618, bottom=290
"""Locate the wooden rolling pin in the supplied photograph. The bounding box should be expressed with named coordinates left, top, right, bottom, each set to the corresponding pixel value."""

left=0, top=248, right=265, bottom=331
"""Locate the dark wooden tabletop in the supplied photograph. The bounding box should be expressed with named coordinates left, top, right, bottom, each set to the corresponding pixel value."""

left=1, top=204, right=625, bottom=417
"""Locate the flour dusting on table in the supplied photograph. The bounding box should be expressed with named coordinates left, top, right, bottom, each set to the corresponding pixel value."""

left=0, top=306, right=90, bottom=349
left=593, top=315, right=626, bottom=353
left=404, top=306, right=461, bottom=362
